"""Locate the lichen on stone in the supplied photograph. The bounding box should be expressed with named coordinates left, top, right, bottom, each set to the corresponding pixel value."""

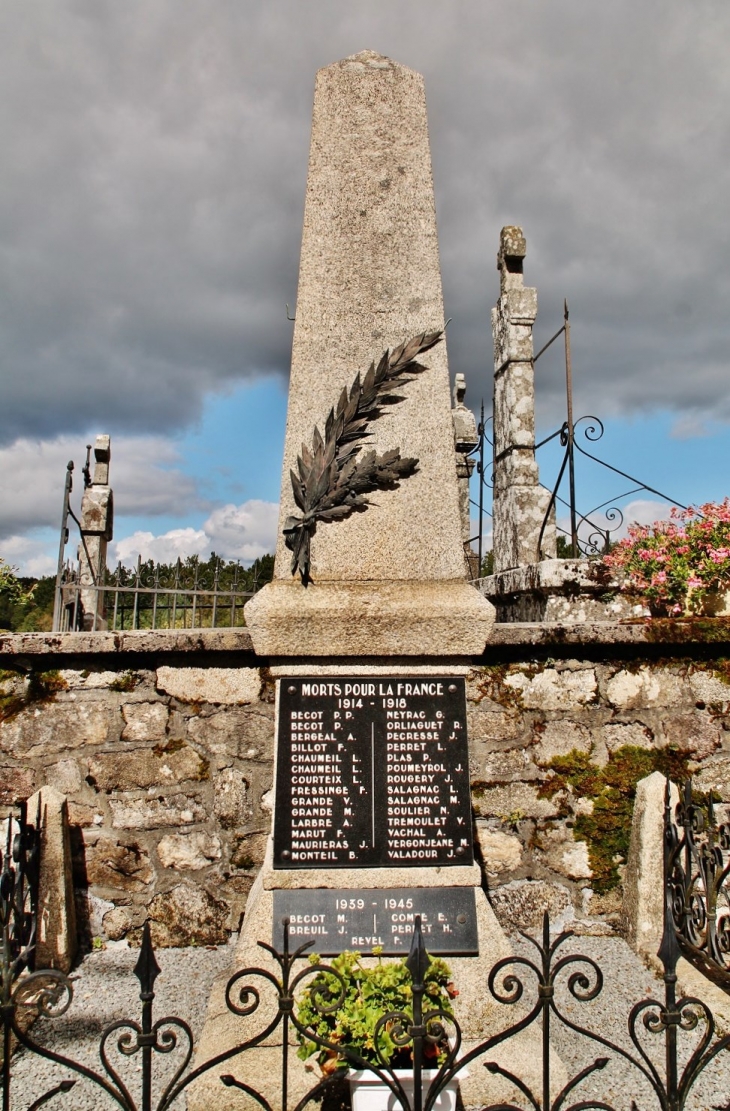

left=539, top=744, right=692, bottom=892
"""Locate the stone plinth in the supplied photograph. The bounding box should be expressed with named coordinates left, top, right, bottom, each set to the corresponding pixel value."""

left=244, top=50, right=493, bottom=656
left=480, top=558, right=641, bottom=622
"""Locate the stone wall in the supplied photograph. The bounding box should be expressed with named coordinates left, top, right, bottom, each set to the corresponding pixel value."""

left=0, top=633, right=275, bottom=948
left=2, top=623, right=729, bottom=947
left=467, top=642, right=730, bottom=935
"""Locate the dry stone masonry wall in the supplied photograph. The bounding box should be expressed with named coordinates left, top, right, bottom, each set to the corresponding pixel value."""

left=0, top=657, right=275, bottom=948
left=2, top=630, right=730, bottom=948
left=468, top=651, right=730, bottom=934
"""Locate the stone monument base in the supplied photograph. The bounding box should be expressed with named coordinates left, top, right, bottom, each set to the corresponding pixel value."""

left=189, top=851, right=565, bottom=1110
left=244, top=580, right=495, bottom=657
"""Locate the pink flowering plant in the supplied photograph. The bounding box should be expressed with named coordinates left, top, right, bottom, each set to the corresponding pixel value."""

left=603, top=498, right=730, bottom=616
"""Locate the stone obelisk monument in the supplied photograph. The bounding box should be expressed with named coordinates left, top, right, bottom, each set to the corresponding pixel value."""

left=245, top=49, right=493, bottom=656
left=191, top=54, right=556, bottom=1111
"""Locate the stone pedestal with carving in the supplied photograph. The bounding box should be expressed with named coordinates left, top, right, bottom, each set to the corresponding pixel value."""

left=77, top=436, right=113, bottom=631
left=491, top=227, right=554, bottom=573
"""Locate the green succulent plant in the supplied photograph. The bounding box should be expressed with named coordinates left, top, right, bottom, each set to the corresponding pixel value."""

left=295, top=948, right=457, bottom=1076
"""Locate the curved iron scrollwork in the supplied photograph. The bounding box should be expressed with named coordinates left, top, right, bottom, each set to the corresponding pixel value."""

left=664, top=778, right=730, bottom=993
left=4, top=900, right=730, bottom=1109
left=1, top=802, right=41, bottom=997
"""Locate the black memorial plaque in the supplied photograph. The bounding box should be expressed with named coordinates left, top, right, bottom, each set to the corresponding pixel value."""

left=273, top=676, right=473, bottom=869
left=272, top=888, right=477, bottom=955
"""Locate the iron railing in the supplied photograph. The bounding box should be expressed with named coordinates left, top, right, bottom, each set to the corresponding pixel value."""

left=533, top=303, right=688, bottom=560
left=54, top=555, right=268, bottom=633
left=3, top=853, right=730, bottom=1105
left=664, top=777, right=730, bottom=995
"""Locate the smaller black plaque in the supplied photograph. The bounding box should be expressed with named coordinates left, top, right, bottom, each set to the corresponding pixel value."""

left=272, top=888, right=477, bottom=956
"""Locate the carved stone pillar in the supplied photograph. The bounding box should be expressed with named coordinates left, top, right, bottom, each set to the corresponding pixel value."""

left=78, top=435, right=113, bottom=630
left=491, top=227, right=554, bottom=573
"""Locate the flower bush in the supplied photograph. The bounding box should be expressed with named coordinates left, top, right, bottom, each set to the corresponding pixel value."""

left=295, top=948, right=457, bottom=1075
left=603, top=498, right=730, bottom=615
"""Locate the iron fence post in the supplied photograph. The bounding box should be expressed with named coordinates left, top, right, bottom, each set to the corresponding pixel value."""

left=405, top=916, right=429, bottom=1111
left=52, top=461, right=74, bottom=632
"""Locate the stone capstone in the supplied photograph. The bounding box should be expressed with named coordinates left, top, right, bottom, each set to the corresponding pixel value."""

left=156, top=666, right=262, bottom=705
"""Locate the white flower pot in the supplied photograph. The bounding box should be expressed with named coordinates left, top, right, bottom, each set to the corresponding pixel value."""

left=348, top=1068, right=463, bottom=1111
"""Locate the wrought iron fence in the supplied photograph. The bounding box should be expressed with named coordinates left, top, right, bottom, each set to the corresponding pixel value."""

left=470, top=304, right=691, bottom=570
left=664, top=777, right=730, bottom=995
left=54, top=555, right=269, bottom=633
left=532, top=304, right=689, bottom=561
left=4, top=789, right=730, bottom=1109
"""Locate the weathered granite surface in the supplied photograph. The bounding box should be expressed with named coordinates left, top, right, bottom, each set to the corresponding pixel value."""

left=246, top=50, right=493, bottom=656
left=491, top=227, right=555, bottom=572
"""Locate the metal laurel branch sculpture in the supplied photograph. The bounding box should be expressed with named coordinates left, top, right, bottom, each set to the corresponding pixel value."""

left=284, top=329, right=443, bottom=585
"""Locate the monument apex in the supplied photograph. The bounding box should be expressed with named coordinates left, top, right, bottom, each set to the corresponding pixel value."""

left=245, top=50, right=494, bottom=656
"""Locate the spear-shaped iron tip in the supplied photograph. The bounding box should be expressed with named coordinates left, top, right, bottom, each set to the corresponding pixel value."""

left=405, top=915, right=430, bottom=984
left=134, top=921, right=161, bottom=997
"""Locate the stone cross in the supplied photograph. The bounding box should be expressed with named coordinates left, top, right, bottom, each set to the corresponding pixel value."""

left=491, top=227, right=554, bottom=572
left=245, top=50, right=493, bottom=655
left=77, top=435, right=113, bottom=630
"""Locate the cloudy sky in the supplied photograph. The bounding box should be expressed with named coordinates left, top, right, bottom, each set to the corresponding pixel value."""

left=2, top=1, right=729, bottom=575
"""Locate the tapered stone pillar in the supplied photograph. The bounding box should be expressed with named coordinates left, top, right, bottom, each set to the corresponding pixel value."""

left=245, top=50, right=493, bottom=656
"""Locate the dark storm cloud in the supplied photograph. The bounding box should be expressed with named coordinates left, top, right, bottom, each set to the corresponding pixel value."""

left=1, top=0, right=729, bottom=445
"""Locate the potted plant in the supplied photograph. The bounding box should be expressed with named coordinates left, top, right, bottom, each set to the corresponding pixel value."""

left=294, top=946, right=462, bottom=1111
left=603, top=499, right=730, bottom=617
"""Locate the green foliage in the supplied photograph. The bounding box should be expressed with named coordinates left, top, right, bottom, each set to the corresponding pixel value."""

left=539, top=745, right=692, bottom=893
left=480, top=550, right=494, bottom=577
left=295, top=949, right=456, bottom=1074
left=0, top=560, right=48, bottom=631
left=556, top=535, right=575, bottom=559
left=102, top=552, right=274, bottom=630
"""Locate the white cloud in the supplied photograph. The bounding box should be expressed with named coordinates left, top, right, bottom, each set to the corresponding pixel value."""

left=1, top=1, right=730, bottom=447
left=0, top=434, right=204, bottom=539
left=110, top=499, right=279, bottom=567
left=558, top=498, right=674, bottom=549
left=0, top=533, right=58, bottom=578
left=204, top=501, right=279, bottom=561
left=111, top=528, right=209, bottom=567
left=671, top=415, right=713, bottom=441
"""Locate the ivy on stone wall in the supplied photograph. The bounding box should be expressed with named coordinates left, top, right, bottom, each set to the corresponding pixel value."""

left=538, top=744, right=693, bottom=892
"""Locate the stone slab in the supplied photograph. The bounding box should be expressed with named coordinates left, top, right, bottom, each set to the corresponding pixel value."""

left=4, top=620, right=730, bottom=658
left=245, top=580, right=494, bottom=656
left=28, top=785, right=77, bottom=973
left=156, top=666, right=262, bottom=704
